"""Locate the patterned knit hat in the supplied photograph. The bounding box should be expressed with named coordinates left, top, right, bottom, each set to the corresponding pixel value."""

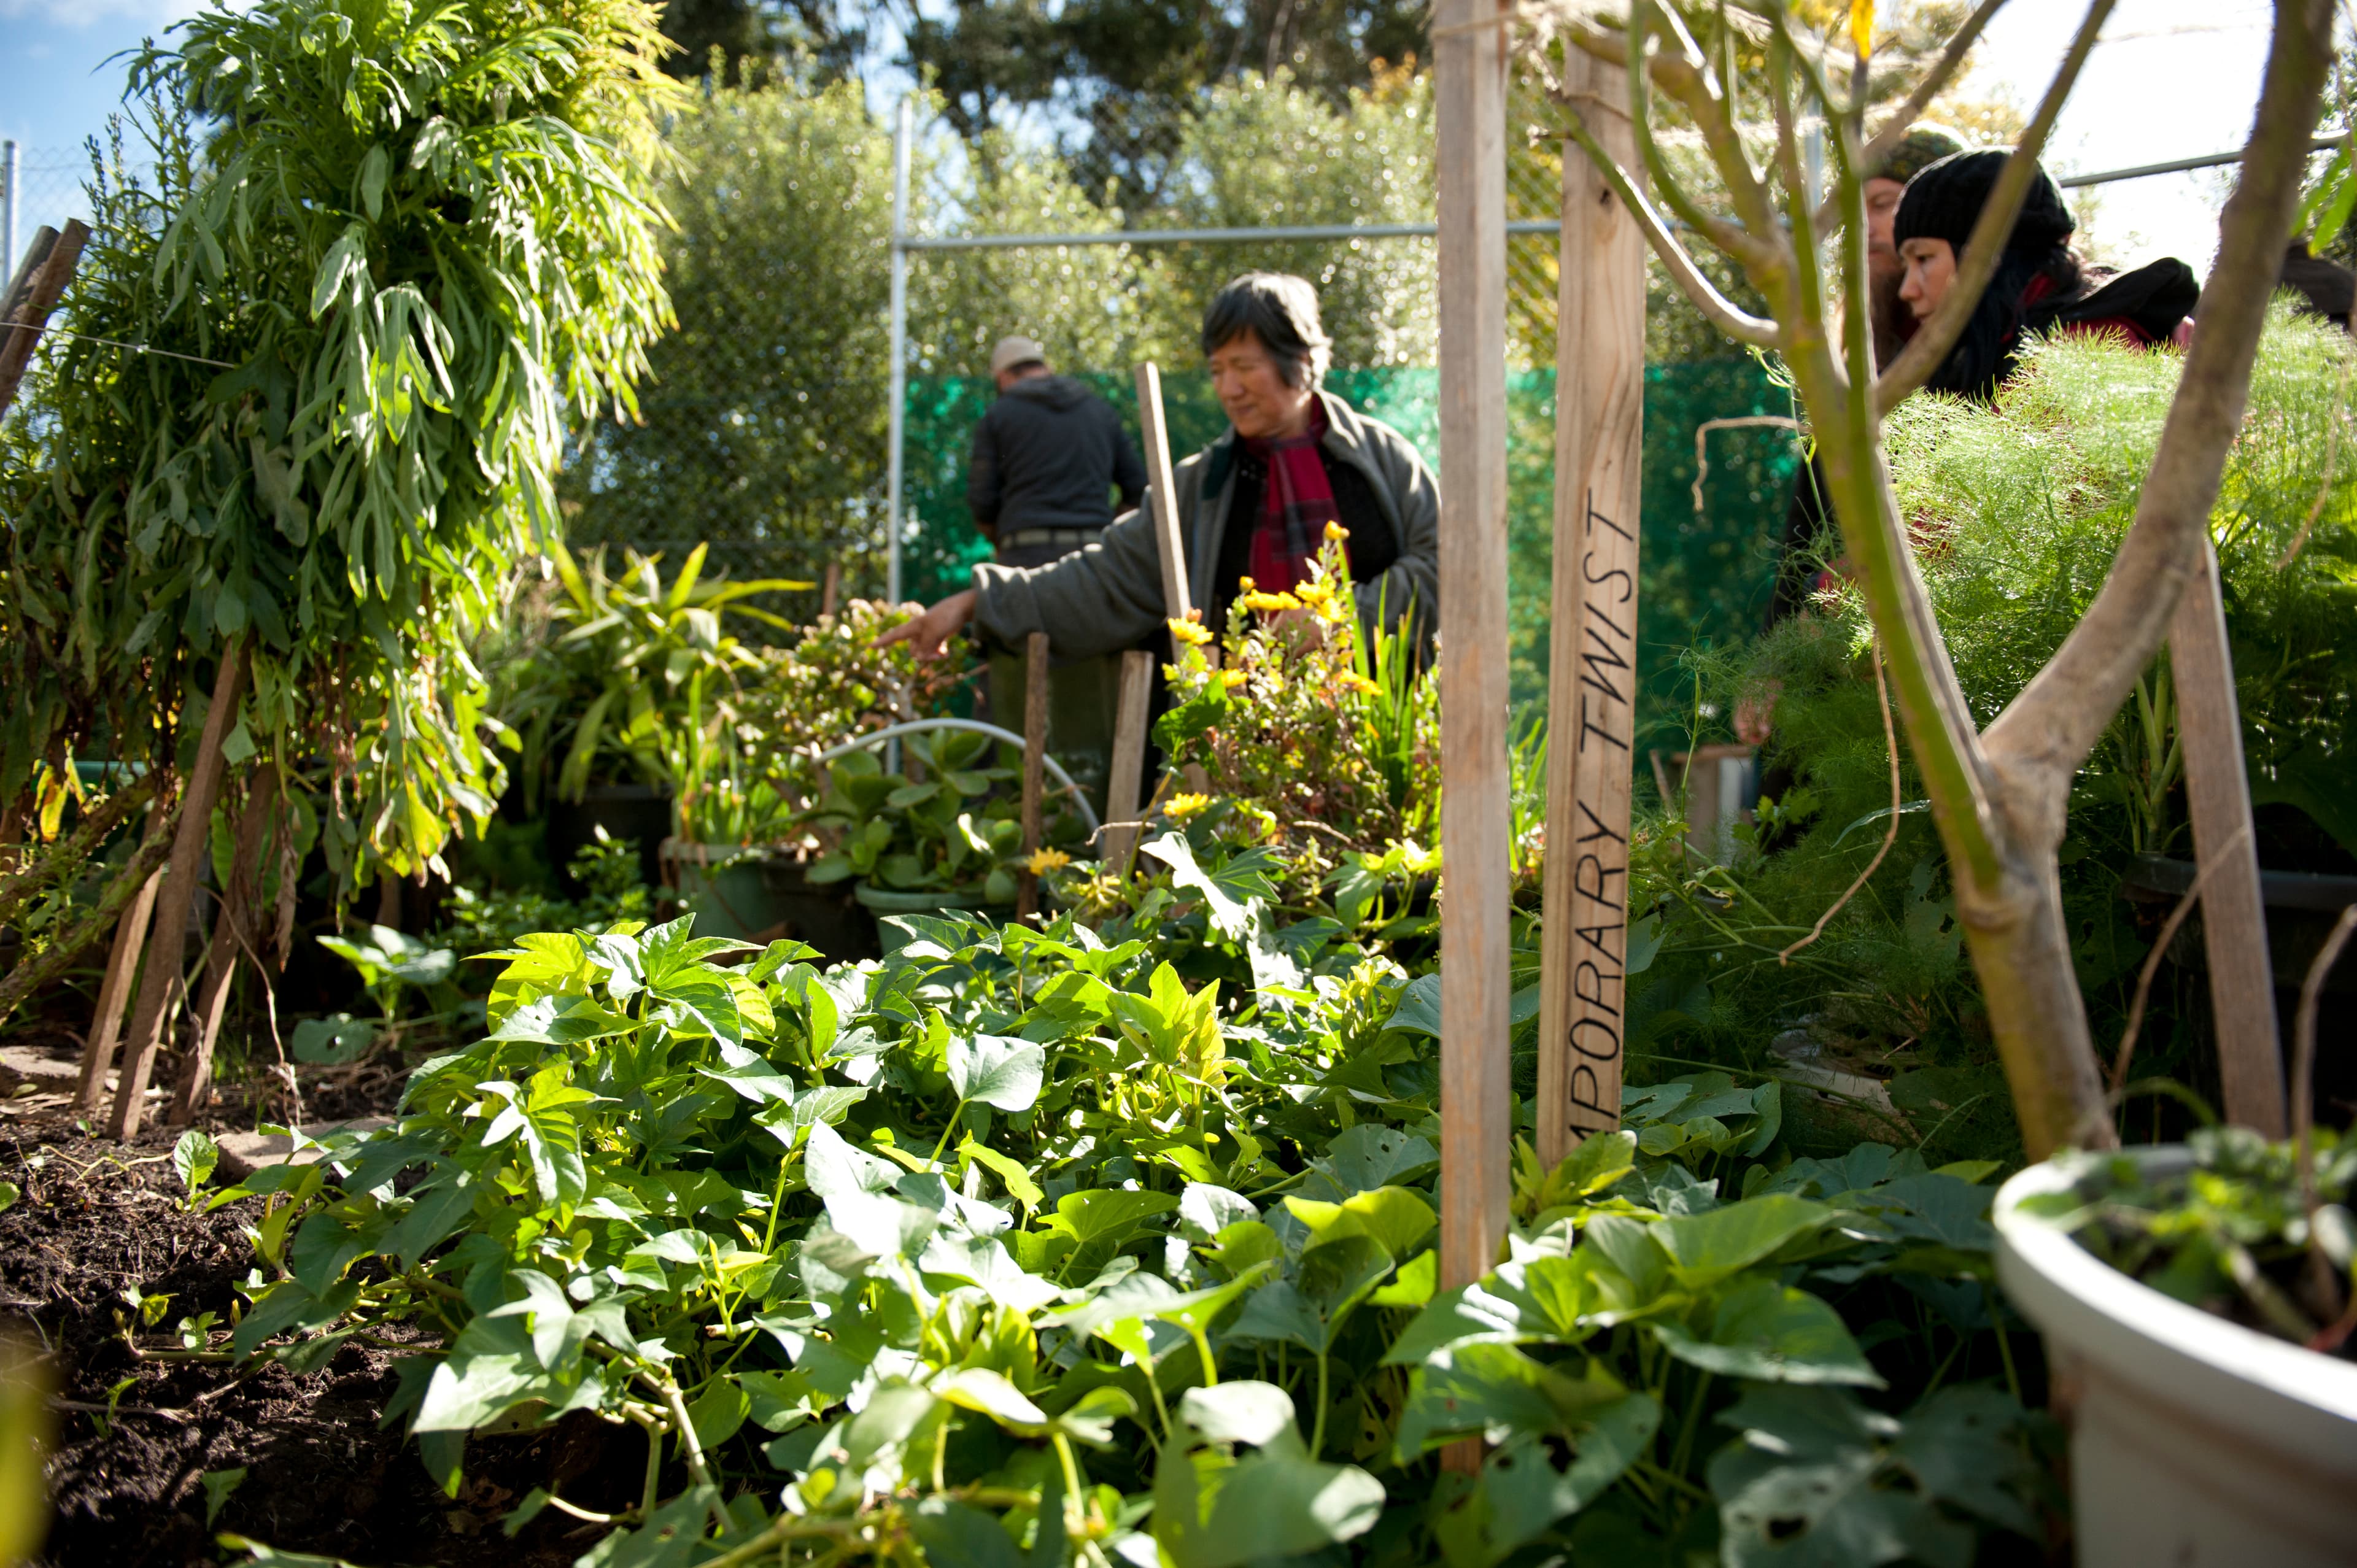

left=1894, top=149, right=2075, bottom=257
left=1869, top=124, right=1967, bottom=185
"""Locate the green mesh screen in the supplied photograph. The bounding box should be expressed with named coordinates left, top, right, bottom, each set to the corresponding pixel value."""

left=902, top=358, right=1800, bottom=730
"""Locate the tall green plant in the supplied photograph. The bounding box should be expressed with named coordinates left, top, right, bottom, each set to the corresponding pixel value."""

left=0, top=0, right=680, bottom=886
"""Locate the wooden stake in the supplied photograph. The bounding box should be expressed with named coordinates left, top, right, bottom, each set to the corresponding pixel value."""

left=1133, top=363, right=1193, bottom=625
left=171, top=765, right=278, bottom=1125
left=0, top=220, right=90, bottom=423
left=821, top=560, right=843, bottom=620
left=109, top=638, right=248, bottom=1141
left=1015, top=631, right=1050, bottom=923
left=1102, top=649, right=1156, bottom=871
left=2170, top=539, right=2285, bottom=1135
left=75, top=862, right=165, bottom=1113
left=1537, top=50, right=1647, bottom=1172
left=1435, top=0, right=1514, bottom=1333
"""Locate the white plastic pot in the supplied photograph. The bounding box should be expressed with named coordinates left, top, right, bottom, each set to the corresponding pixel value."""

left=1994, top=1148, right=2357, bottom=1567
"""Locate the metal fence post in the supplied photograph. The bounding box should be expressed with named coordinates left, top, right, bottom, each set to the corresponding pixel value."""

left=4, top=142, right=17, bottom=278
left=886, top=98, right=912, bottom=610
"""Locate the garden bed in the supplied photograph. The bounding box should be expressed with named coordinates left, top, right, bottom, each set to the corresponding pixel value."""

left=0, top=1120, right=715, bottom=1566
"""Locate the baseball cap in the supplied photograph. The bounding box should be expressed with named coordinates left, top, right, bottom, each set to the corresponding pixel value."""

left=989, top=335, right=1048, bottom=377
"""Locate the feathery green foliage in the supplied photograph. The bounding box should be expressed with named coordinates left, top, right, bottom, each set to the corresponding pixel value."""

left=0, top=0, right=679, bottom=885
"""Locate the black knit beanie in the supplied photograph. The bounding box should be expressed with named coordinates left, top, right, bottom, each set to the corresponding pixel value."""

left=1894, top=149, right=2074, bottom=257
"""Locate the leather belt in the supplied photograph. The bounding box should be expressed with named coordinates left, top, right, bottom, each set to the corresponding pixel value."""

left=999, top=527, right=1102, bottom=550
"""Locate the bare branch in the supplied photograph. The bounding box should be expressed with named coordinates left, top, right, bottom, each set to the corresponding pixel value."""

left=1984, top=0, right=2338, bottom=794
left=1560, top=114, right=1781, bottom=347
left=1763, top=22, right=1832, bottom=329
left=1873, top=0, right=2117, bottom=414
left=1560, top=11, right=1783, bottom=269
left=1854, top=0, right=2008, bottom=174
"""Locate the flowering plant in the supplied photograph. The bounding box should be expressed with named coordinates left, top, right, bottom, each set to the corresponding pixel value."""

left=1148, top=528, right=1439, bottom=914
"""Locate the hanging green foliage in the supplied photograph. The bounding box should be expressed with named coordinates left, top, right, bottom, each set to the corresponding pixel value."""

left=0, top=0, right=680, bottom=884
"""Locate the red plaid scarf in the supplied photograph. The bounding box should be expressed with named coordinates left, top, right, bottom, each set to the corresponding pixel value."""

left=1242, top=401, right=1344, bottom=593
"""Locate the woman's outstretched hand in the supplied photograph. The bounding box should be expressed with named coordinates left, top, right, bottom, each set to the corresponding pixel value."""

left=877, top=589, right=979, bottom=662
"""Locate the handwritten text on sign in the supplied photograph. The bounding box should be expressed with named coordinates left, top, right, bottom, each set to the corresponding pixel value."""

left=1564, top=489, right=1635, bottom=1136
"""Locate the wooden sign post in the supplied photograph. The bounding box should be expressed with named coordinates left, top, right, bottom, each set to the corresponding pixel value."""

left=1434, top=0, right=1515, bottom=1323
left=1536, top=48, right=1646, bottom=1170
left=1015, top=633, right=1050, bottom=924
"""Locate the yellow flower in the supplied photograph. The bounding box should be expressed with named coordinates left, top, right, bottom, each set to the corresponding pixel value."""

left=1341, top=672, right=1380, bottom=695
left=1024, top=847, right=1072, bottom=875
left=1165, top=792, right=1213, bottom=821
left=1220, top=670, right=1247, bottom=690
left=1237, top=575, right=1256, bottom=592
left=1323, top=521, right=1350, bottom=543
left=1168, top=617, right=1212, bottom=646
left=1241, top=590, right=1302, bottom=614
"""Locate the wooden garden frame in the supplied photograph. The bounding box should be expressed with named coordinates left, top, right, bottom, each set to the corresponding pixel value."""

left=1434, top=0, right=1648, bottom=1304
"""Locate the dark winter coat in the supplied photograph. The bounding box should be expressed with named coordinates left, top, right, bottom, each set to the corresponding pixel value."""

left=965, top=375, right=1147, bottom=548
left=971, top=390, right=1439, bottom=659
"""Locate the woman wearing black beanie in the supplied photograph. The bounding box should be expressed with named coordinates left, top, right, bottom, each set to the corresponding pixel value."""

left=1894, top=149, right=2199, bottom=401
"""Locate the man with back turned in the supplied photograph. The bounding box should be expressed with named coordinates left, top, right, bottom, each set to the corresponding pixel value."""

left=967, top=335, right=1145, bottom=568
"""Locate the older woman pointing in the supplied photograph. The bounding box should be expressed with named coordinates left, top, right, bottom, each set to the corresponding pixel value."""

left=883, top=272, right=1439, bottom=666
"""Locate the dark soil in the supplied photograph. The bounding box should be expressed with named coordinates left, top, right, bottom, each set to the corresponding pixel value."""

left=0, top=1118, right=665, bottom=1567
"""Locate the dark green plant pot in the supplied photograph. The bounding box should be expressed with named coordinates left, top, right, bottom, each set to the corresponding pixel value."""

left=852, top=881, right=1008, bottom=952
left=550, top=784, right=671, bottom=895
left=667, top=841, right=875, bottom=959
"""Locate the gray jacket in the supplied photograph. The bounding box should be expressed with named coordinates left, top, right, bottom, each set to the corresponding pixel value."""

left=970, top=390, right=1439, bottom=660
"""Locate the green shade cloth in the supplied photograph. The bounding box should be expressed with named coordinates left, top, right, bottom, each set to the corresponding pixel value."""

left=902, top=360, right=1801, bottom=739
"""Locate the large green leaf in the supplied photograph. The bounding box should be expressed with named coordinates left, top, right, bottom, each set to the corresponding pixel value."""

left=1653, top=1276, right=1886, bottom=1387
left=1153, top=1380, right=1385, bottom=1568
left=946, top=1033, right=1047, bottom=1113
left=1649, top=1194, right=1836, bottom=1288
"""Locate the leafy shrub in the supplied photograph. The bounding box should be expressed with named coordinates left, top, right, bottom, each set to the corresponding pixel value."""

left=1630, top=313, right=2357, bottom=1158
left=0, top=0, right=679, bottom=881
left=799, top=731, right=1073, bottom=902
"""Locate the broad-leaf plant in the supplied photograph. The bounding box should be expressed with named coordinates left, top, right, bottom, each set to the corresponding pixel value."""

left=189, top=910, right=2046, bottom=1563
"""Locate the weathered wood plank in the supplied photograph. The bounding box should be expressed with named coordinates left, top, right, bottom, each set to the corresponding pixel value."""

left=1435, top=0, right=1514, bottom=1328
left=1015, top=631, right=1051, bottom=924
left=2170, top=539, right=2285, bottom=1135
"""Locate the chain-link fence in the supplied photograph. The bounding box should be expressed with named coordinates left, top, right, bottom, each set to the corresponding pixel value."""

left=557, top=73, right=1803, bottom=729
left=2, top=145, right=95, bottom=277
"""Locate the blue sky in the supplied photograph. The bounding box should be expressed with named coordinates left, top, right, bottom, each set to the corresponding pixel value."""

left=0, top=0, right=2299, bottom=277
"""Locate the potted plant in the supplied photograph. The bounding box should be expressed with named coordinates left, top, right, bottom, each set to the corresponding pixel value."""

left=800, top=729, right=1074, bottom=932
left=1994, top=1126, right=2357, bottom=1567
left=494, top=541, right=805, bottom=892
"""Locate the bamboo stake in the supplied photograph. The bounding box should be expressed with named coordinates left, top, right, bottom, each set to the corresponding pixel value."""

left=109, top=638, right=248, bottom=1141
left=2169, top=539, right=2285, bottom=1136
left=74, top=863, right=165, bottom=1113
left=1537, top=48, right=1647, bottom=1172
left=1015, top=632, right=1050, bottom=924
left=0, top=220, right=89, bottom=422
left=1434, top=0, right=1514, bottom=1391
left=1102, top=649, right=1156, bottom=872
left=171, top=764, right=278, bottom=1125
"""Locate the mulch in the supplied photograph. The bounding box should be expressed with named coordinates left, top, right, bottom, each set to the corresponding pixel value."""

left=1, top=1117, right=664, bottom=1567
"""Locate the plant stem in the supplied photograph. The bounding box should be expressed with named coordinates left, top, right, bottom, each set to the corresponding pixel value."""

left=1187, top=1325, right=1218, bottom=1388
left=1309, top=1352, right=1329, bottom=1459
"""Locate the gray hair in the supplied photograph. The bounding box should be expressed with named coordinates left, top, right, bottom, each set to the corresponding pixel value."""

left=1200, top=272, right=1332, bottom=390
